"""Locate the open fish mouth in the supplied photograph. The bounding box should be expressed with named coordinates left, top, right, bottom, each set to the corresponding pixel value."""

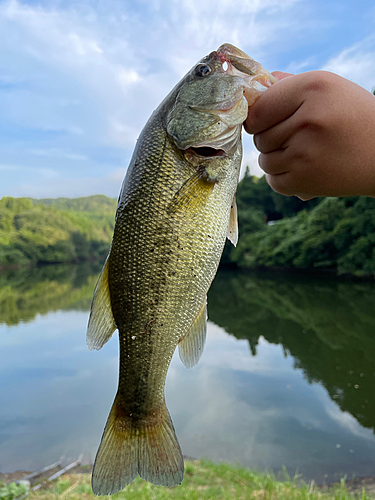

left=186, top=146, right=226, bottom=158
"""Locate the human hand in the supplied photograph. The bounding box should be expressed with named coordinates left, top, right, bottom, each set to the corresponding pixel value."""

left=244, top=70, right=375, bottom=199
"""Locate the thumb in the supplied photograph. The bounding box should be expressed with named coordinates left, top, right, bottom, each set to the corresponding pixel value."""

left=272, top=71, right=295, bottom=81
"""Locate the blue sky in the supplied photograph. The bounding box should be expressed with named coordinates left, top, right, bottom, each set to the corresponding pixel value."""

left=1, top=0, right=375, bottom=199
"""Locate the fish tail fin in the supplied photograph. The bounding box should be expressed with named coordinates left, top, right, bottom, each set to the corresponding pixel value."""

left=91, top=394, right=184, bottom=495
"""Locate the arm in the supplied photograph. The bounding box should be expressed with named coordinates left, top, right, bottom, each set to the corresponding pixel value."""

left=244, top=70, right=375, bottom=200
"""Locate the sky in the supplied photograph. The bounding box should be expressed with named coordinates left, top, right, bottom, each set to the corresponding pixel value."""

left=1, top=0, right=375, bottom=199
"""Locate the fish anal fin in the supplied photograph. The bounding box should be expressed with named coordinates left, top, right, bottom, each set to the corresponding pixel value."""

left=227, top=195, right=238, bottom=246
left=168, top=171, right=215, bottom=214
left=178, top=298, right=207, bottom=369
left=86, top=257, right=117, bottom=351
left=91, top=395, right=184, bottom=495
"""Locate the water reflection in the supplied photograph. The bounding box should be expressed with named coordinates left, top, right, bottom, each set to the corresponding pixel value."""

left=208, top=270, right=375, bottom=434
left=1, top=264, right=375, bottom=480
left=0, top=263, right=102, bottom=326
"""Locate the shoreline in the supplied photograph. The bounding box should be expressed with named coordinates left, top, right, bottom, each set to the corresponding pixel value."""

left=2, top=463, right=375, bottom=497
left=2, top=259, right=375, bottom=283
left=220, top=261, right=375, bottom=282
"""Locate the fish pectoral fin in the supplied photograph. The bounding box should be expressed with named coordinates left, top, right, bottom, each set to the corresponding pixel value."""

left=168, top=170, right=215, bottom=214
left=91, top=394, right=184, bottom=494
left=178, top=297, right=207, bottom=369
left=86, top=257, right=117, bottom=351
left=227, top=194, right=238, bottom=246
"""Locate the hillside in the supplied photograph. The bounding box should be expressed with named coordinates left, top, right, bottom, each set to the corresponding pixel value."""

left=32, top=195, right=117, bottom=214
left=2, top=179, right=375, bottom=276
left=0, top=195, right=117, bottom=267
left=229, top=193, right=375, bottom=276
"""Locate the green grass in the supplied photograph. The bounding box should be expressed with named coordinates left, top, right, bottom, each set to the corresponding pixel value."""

left=28, top=460, right=374, bottom=500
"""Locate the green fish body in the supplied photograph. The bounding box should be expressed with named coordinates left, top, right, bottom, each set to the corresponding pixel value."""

left=87, top=44, right=275, bottom=495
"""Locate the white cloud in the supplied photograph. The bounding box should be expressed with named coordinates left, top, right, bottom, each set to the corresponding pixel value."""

left=0, top=0, right=153, bottom=152
left=0, top=0, right=347, bottom=198
left=285, top=55, right=319, bottom=74
left=322, top=36, right=375, bottom=91
left=204, top=324, right=295, bottom=375
left=322, top=396, right=375, bottom=442
left=117, top=68, right=142, bottom=88
left=68, top=33, right=104, bottom=56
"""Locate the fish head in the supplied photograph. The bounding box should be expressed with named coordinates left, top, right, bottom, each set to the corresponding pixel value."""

left=166, top=44, right=276, bottom=164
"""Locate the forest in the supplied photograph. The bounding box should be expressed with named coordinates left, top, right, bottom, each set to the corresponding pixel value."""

left=0, top=195, right=116, bottom=267
left=1, top=172, right=375, bottom=276
left=223, top=170, right=375, bottom=276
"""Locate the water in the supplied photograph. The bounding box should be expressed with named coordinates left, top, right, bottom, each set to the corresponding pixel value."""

left=1, top=263, right=375, bottom=482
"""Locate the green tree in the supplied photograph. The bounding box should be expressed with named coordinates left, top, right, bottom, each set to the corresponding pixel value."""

left=231, top=196, right=375, bottom=276
left=0, top=195, right=116, bottom=268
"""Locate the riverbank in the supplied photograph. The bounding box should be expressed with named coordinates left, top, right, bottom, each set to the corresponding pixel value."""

left=2, top=192, right=375, bottom=279
left=3, top=187, right=375, bottom=279
left=3, top=461, right=375, bottom=499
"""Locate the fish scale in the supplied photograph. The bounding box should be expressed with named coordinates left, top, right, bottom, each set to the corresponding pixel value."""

left=86, top=43, right=275, bottom=495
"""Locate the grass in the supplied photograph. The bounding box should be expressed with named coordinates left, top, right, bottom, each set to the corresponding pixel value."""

left=27, top=460, right=375, bottom=500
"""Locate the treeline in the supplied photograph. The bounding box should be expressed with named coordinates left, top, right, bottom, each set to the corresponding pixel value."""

left=2, top=173, right=375, bottom=275
left=0, top=195, right=116, bottom=267
left=225, top=171, right=375, bottom=276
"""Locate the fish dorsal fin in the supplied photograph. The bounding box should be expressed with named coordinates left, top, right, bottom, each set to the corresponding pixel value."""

left=87, top=257, right=117, bottom=351
left=227, top=195, right=238, bottom=246
left=178, top=298, right=207, bottom=369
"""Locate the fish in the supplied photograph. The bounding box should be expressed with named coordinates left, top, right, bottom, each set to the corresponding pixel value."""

left=86, top=43, right=276, bottom=496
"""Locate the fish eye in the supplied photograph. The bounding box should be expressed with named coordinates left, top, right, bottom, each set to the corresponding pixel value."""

left=195, top=64, right=213, bottom=77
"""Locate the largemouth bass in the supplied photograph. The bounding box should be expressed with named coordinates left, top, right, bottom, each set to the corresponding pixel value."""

left=87, top=43, right=275, bottom=495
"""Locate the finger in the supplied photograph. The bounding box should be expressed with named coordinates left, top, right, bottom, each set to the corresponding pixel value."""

left=258, top=149, right=290, bottom=176
left=253, top=108, right=301, bottom=153
left=297, top=194, right=316, bottom=201
left=267, top=172, right=315, bottom=200
left=245, top=73, right=305, bottom=135
left=271, top=71, right=294, bottom=80
left=265, top=172, right=296, bottom=197
left=262, top=149, right=315, bottom=196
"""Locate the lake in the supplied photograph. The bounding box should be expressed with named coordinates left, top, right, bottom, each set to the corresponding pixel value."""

left=1, top=263, right=375, bottom=483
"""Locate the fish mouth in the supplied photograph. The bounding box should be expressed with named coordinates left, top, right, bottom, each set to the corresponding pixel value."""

left=182, top=121, right=241, bottom=164
left=187, top=146, right=226, bottom=158
left=184, top=122, right=242, bottom=160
